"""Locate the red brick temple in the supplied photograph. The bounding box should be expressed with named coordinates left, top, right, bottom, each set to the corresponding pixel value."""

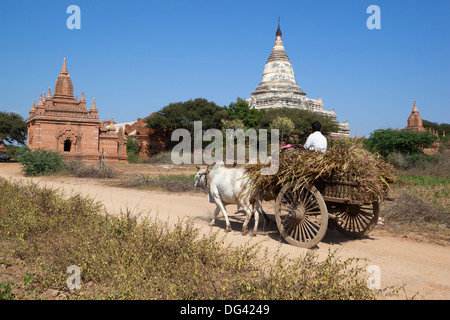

left=106, top=116, right=172, bottom=157
left=26, top=59, right=127, bottom=161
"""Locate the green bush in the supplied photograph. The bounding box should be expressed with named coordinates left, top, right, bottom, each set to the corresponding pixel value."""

left=5, top=144, right=22, bottom=161
left=126, top=138, right=141, bottom=164
left=364, top=129, right=437, bottom=158
left=407, top=153, right=436, bottom=167
left=17, top=148, right=66, bottom=176
left=224, top=97, right=265, bottom=128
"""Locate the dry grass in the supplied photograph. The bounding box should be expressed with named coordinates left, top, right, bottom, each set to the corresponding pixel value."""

left=66, top=159, right=117, bottom=179
left=137, top=151, right=174, bottom=165
left=380, top=174, right=449, bottom=245
left=0, top=177, right=391, bottom=300
left=117, top=173, right=202, bottom=193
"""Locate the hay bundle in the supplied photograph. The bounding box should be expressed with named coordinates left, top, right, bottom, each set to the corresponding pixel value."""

left=245, top=144, right=396, bottom=203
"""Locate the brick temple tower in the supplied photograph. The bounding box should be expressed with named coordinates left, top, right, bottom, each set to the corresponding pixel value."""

left=406, top=100, right=425, bottom=132
left=26, top=59, right=127, bottom=161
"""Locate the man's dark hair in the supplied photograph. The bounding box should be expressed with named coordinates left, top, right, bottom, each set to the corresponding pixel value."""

left=311, top=121, right=322, bottom=132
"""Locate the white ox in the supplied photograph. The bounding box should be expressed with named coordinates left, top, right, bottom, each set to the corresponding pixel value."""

left=194, top=163, right=262, bottom=236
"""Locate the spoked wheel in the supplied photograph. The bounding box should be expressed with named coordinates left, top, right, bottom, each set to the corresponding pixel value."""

left=275, top=181, right=328, bottom=248
left=329, top=202, right=379, bottom=238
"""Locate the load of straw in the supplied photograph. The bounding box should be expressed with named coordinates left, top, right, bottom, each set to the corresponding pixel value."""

left=245, top=143, right=396, bottom=203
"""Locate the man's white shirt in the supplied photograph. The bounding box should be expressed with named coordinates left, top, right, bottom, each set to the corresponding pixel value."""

left=304, top=131, right=327, bottom=153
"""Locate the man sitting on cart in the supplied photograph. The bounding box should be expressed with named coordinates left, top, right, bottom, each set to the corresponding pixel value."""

left=303, top=121, right=327, bottom=153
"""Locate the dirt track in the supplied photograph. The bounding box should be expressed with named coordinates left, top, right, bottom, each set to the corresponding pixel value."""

left=0, top=162, right=449, bottom=300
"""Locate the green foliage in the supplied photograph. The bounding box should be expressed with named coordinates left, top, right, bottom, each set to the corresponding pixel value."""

left=17, top=148, right=66, bottom=176
left=224, top=98, right=265, bottom=128
left=220, top=118, right=246, bottom=132
left=5, top=144, right=22, bottom=160
left=397, top=175, right=449, bottom=187
left=258, top=107, right=338, bottom=141
left=0, top=111, right=27, bottom=144
left=126, top=137, right=141, bottom=154
left=146, top=98, right=227, bottom=133
left=126, top=152, right=139, bottom=164
left=364, top=129, right=438, bottom=158
left=423, top=120, right=450, bottom=139
left=407, top=153, right=436, bottom=167
left=0, top=281, right=16, bottom=300
left=126, top=138, right=142, bottom=164
left=385, top=152, right=438, bottom=170
left=145, top=98, right=343, bottom=155
left=269, top=116, right=295, bottom=143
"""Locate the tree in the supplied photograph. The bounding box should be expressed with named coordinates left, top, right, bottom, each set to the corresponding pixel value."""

left=363, top=129, right=438, bottom=158
left=220, top=118, right=246, bottom=132
left=269, top=117, right=295, bottom=144
left=0, top=111, right=27, bottom=144
left=258, top=107, right=338, bottom=140
left=423, top=120, right=450, bottom=140
left=224, top=98, right=265, bottom=128
left=146, top=98, right=227, bottom=134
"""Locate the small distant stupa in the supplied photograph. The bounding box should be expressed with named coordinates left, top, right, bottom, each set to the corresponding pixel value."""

left=405, top=100, right=425, bottom=132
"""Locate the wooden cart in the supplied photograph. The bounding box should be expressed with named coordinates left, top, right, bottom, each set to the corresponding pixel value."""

left=266, top=174, right=382, bottom=249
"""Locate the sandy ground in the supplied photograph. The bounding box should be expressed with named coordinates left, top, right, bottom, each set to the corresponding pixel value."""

left=0, top=162, right=449, bottom=300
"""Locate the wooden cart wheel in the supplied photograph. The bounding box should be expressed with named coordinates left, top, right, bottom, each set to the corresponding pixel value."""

left=329, top=202, right=379, bottom=239
left=275, top=181, right=328, bottom=248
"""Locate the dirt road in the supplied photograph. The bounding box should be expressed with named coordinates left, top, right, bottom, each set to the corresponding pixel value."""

left=1, top=162, right=449, bottom=299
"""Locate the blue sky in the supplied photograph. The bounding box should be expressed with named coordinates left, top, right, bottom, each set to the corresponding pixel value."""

left=0, top=0, right=449, bottom=138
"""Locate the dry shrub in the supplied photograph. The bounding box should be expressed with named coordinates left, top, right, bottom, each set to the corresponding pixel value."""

left=383, top=192, right=448, bottom=225
left=380, top=171, right=450, bottom=245
left=66, top=160, right=116, bottom=179
left=138, top=151, right=174, bottom=164
left=399, top=151, right=449, bottom=179
left=376, top=149, right=450, bottom=244
left=119, top=173, right=201, bottom=193
left=0, top=177, right=389, bottom=300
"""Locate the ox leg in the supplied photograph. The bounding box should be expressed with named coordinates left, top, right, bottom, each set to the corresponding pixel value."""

left=241, top=204, right=254, bottom=236
left=210, top=207, right=220, bottom=227
left=213, top=198, right=232, bottom=232
left=251, top=204, right=260, bottom=237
